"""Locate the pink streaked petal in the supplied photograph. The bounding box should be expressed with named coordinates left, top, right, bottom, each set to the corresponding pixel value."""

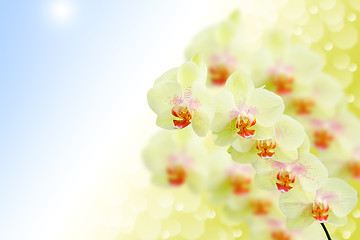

left=170, top=95, right=184, bottom=106
left=226, top=163, right=253, bottom=176
left=229, top=108, right=240, bottom=119
left=329, top=121, right=343, bottom=134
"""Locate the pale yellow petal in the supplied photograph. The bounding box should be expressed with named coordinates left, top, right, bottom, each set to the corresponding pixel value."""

left=225, top=71, right=254, bottom=105
left=212, top=90, right=237, bottom=132
left=254, top=173, right=277, bottom=191
left=153, top=67, right=178, bottom=85
left=147, top=81, right=183, bottom=117
left=231, top=137, right=256, bottom=152
left=178, top=61, right=201, bottom=89
left=230, top=147, right=259, bottom=163
left=286, top=46, right=324, bottom=84
left=213, top=120, right=238, bottom=146
left=297, top=153, right=328, bottom=192
left=317, top=178, right=358, bottom=217
left=275, top=114, right=305, bottom=151
left=246, top=88, right=284, bottom=127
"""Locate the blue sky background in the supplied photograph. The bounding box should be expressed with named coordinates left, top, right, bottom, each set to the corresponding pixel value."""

left=0, top=1, right=240, bottom=239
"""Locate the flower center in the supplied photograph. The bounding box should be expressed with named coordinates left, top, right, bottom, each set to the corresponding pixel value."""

left=314, top=129, right=333, bottom=149
left=276, top=170, right=295, bottom=193
left=256, top=139, right=277, bottom=159
left=236, top=113, right=256, bottom=138
left=230, top=174, right=252, bottom=195
left=172, top=105, right=192, bottom=129
left=166, top=165, right=186, bottom=186
left=271, top=230, right=292, bottom=240
left=348, top=161, right=360, bottom=180
left=312, top=200, right=329, bottom=223
left=293, top=98, right=315, bottom=115
left=251, top=199, right=272, bottom=216
left=273, top=74, right=294, bottom=95
left=209, top=64, right=231, bottom=86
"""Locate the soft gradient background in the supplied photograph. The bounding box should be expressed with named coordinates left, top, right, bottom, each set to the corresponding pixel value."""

left=0, top=0, right=359, bottom=240
left=0, top=1, right=241, bottom=239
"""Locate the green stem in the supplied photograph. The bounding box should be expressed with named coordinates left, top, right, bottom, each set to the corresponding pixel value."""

left=320, top=223, right=332, bottom=240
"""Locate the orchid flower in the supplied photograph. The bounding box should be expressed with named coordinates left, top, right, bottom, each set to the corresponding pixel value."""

left=252, top=136, right=328, bottom=193
left=303, top=108, right=360, bottom=151
left=147, top=56, right=214, bottom=137
left=286, top=73, right=343, bottom=118
left=279, top=178, right=358, bottom=230
left=207, top=148, right=255, bottom=204
left=142, top=130, right=207, bottom=192
left=212, top=71, right=284, bottom=150
left=220, top=189, right=284, bottom=228
left=228, top=114, right=305, bottom=164
left=250, top=30, right=323, bottom=89
left=185, top=11, right=250, bottom=87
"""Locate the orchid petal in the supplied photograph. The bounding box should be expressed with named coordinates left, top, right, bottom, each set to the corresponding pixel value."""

left=316, top=178, right=358, bottom=217
left=313, top=74, right=342, bottom=109
left=273, top=146, right=298, bottom=163
left=225, top=71, right=254, bottom=105
left=212, top=90, right=237, bottom=132
left=230, top=147, right=259, bottom=164
left=246, top=88, right=284, bottom=127
left=147, top=81, right=183, bottom=118
left=286, top=209, right=314, bottom=230
left=279, top=188, right=312, bottom=219
left=297, top=153, right=328, bottom=192
left=275, top=115, right=305, bottom=151
left=178, top=61, right=201, bottom=90
left=213, top=120, right=238, bottom=146
left=286, top=46, right=323, bottom=84
left=254, top=173, right=277, bottom=191
left=252, top=124, right=276, bottom=140
left=327, top=209, right=347, bottom=226
left=231, top=137, right=256, bottom=152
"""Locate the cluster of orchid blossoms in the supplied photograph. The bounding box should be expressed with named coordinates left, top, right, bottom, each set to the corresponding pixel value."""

left=144, top=11, right=359, bottom=240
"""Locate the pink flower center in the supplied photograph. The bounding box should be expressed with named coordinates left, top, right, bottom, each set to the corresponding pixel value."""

left=276, top=170, right=296, bottom=193
left=271, top=230, right=292, bottom=240
left=166, top=165, right=186, bottom=186
left=251, top=199, right=272, bottom=216
left=172, top=105, right=192, bottom=129
left=209, top=64, right=231, bottom=86
left=314, top=129, right=333, bottom=149
left=312, top=201, right=329, bottom=223
left=230, top=174, right=252, bottom=195
left=256, top=139, right=277, bottom=159
left=293, top=98, right=315, bottom=115
left=236, top=113, right=256, bottom=138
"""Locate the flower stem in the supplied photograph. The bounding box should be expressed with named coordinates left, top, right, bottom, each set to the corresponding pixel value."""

left=320, top=223, right=332, bottom=240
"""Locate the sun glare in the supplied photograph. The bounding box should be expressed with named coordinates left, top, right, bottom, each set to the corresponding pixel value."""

left=50, top=2, right=74, bottom=23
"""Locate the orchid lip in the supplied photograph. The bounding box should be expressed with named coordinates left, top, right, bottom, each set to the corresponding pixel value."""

left=312, top=200, right=330, bottom=223
left=166, top=164, right=186, bottom=186
left=314, top=129, right=333, bottom=150
left=209, top=64, right=231, bottom=86
left=276, top=170, right=295, bottom=193
left=256, top=139, right=276, bottom=159
left=251, top=199, right=272, bottom=216
left=236, top=113, right=256, bottom=138
left=172, top=105, right=192, bottom=129
left=230, top=174, right=252, bottom=196
left=271, top=230, right=292, bottom=240
left=272, top=73, right=294, bottom=95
